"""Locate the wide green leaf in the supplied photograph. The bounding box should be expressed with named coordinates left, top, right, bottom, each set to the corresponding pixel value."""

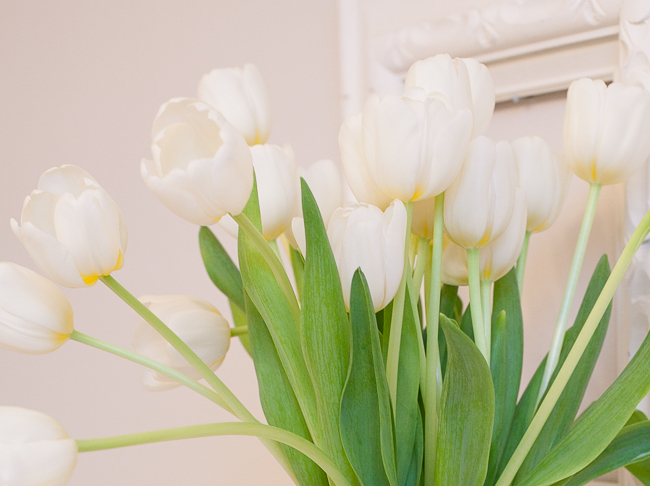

left=341, top=270, right=397, bottom=486
left=199, top=226, right=245, bottom=311
left=300, top=179, right=358, bottom=486
left=438, top=284, right=459, bottom=377
left=486, top=269, right=524, bottom=486
left=556, top=421, right=650, bottom=486
left=244, top=291, right=328, bottom=486
left=436, top=314, right=495, bottom=486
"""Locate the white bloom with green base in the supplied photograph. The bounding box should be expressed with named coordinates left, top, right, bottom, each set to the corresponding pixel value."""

left=0, top=407, right=78, bottom=486
left=141, top=98, right=253, bottom=226
left=11, top=165, right=127, bottom=288
left=198, top=64, right=271, bottom=146
left=132, top=295, right=231, bottom=391
left=0, top=262, right=73, bottom=354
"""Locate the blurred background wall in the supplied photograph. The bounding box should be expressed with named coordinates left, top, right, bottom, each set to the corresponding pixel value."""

left=0, top=1, right=620, bottom=485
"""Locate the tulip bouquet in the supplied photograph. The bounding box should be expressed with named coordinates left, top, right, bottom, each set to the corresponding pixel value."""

left=5, top=55, right=650, bottom=486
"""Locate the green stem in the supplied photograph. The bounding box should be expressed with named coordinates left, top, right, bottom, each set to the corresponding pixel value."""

left=69, top=330, right=234, bottom=415
left=467, top=248, right=489, bottom=364
left=424, top=192, right=444, bottom=486
left=537, top=182, right=601, bottom=405
left=230, top=326, right=249, bottom=337
left=481, top=279, right=492, bottom=355
left=77, top=422, right=352, bottom=486
left=386, top=201, right=414, bottom=415
left=412, top=237, right=429, bottom=300
left=269, top=238, right=282, bottom=261
left=495, top=206, right=650, bottom=486
left=516, top=231, right=531, bottom=295
left=99, top=276, right=294, bottom=480
left=231, top=212, right=301, bottom=324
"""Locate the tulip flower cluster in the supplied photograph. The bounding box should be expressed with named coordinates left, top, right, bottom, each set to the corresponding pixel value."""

left=4, top=54, right=650, bottom=486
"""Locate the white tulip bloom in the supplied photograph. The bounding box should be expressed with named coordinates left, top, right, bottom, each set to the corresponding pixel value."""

left=361, top=91, right=473, bottom=203
left=0, top=262, right=73, bottom=354
left=564, top=78, right=650, bottom=185
left=441, top=189, right=527, bottom=284
left=0, top=407, right=77, bottom=486
left=512, top=136, right=571, bottom=233
left=252, top=144, right=300, bottom=241
left=444, top=136, right=518, bottom=249
left=141, top=98, right=253, bottom=226
left=198, top=64, right=271, bottom=145
left=328, top=200, right=407, bottom=311
left=411, top=197, right=436, bottom=239
left=405, top=53, right=495, bottom=137
left=11, top=165, right=127, bottom=288
left=133, top=295, right=231, bottom=391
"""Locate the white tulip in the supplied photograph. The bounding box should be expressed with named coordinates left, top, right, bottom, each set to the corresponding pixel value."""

left=405, top=54, right=495, bottom=137
left=441, top=189, right=527, bottom=284
left=444, top=136, right=518, bottom=249
left=339, top=113, right=393, bottom=210
left=11, top=165, right=127, bottom=288
left=0, top=263, right=73, bottom=354
left=361, top=91, right=473, bottom=203
left=512, top=136, right=571, bottom=233
left=0, top=407, right=77, bottom=486
left=564, top=78, right=650, bottom=185
left=141, top=98, right=253, bottom=226
left=411, top=197, right=436, bottom=239
left=252, top=144, right=300, bottom=241
left=198, top=64, right=271, bottom=145
left=328, top=200, right=407, bottom=311
left=133, top=295, right=231, bottom=391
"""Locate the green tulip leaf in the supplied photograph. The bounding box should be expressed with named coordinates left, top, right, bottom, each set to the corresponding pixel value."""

left=289, top=245, right=305, bottom=300
left=438, top=284, right=459, bottom=377
left=341, top=269, right=397, bottom=486
left=436, top=314, right=495, bottom=486
left=300, top=178, right=358, bottom=486
left=244, top=291, right=328, bottom=486
left=199, top=226, right=245, bottom=311
left=230, top=299, right=251, bottom=355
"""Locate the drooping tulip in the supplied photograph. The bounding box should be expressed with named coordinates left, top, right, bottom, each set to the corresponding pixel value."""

left=442, top=189, right=527, bottom=284
left=512, top=136, right=571, bottom=233
left=0, top=262, right=73, bottom=354
left=198, top=64, right=271, bottom=145
left=141, top=98, right=253, bottom=226
left=0, top=407, right=78, bottom=486
left=11, top=165, right=128, bottom=288
left=564, top=78, right=650, bottom=185
left=327, top=200, right=407, bottom=311
left=360, top=91, right=473, bottom=203
left=444, top=136, right=518, bottom=249
left=132, top=295, right=231, bottom=391
left=405, top=53, right=495, bottom=137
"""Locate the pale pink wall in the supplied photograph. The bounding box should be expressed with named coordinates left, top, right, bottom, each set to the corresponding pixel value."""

left=0, top=1, right=340, bottom=485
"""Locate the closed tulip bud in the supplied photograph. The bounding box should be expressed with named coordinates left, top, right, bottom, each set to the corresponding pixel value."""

left=198, top=64, right=271, bottom=145
left=441, top=189, right=527, bottom=284
left=11, top=165, right=127, bottom=288
left=339, top=113, right=393, bottom=210
left=0, top=262, right=73, bottom=354
left=512, top=136, right=570, bottom=232
left=362, top=92, right=473, bottom=203
left=141, top=98, right=253, bottom=226
left=252, top=144, right=300, bottom=241
left=0, top=407, right=77, bottom=486
left=444, top=136, right=518, bottom=249
left=564, top=78, right=650, bottom=185
left=328, top=200, right=407, bottom=311
left=133, top=295, right=231, bottom=391
left=405, top=54, right=495, bottom=137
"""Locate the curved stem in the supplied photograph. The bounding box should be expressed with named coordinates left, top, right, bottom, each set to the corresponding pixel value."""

left=231, top=212, right=301, bottom=324
left=230, top=326, right=249, bottom=337
left=77, top=422, right=352, bottom=486
left=467, top=248, right=489, bottom=364
left=537, top=182, right=601, bottom=405
left=495, top=206, right=650, bottom=486
left=424, top=192, right=444, bottom=486
left=69, top=330, right=234, bottom=415
left=516, top=231, right=531, bottom=295
left=481, top=279, right=492, bottom=355
left=386, top=201, right=414, bottom=416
